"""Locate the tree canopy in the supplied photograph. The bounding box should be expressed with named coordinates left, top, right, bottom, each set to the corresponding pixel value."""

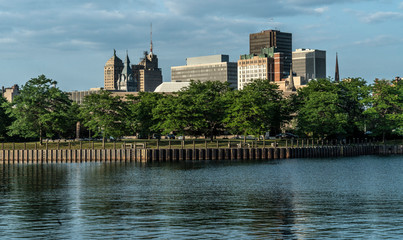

left=7, top=75, right=74, bottom=143
left=79, top=90, right=128, bottom=142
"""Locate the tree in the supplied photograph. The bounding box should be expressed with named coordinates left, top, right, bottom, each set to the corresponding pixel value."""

left=7, top=75, right=74, bottom=144
left=153, top=80, right=232, bottom=140
left=295, top=78, right=348, bottom=139
left=79, top=90, right=128, bottom=143
left=126, top=92, right=164, bottom=138
left=363, top=79, right=403, bottom=141
left=225, top=79, right=285, bottom=140
left=337, top=78, right=370, bottom=137
left=0, top=96, right=12, bottom=139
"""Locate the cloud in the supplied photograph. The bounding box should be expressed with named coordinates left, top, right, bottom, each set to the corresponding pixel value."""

left=352, top=35, right=403, bottom=47
left=362, top=11, right=403, bottom=23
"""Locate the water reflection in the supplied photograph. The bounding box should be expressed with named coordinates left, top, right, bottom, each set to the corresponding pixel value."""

left=1, top=156, right=403, bottom=239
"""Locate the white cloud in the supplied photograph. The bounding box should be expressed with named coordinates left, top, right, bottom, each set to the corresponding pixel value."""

left=352, top=35, right=403, bottom=47
left=362, top=11, right=403, bottom=23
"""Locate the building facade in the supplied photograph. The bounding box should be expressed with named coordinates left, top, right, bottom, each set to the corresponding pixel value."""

left=134, top=51, right=163, bottom=92
left=237, top=48, right=283, bottom=90
left=1, top=84, right=20, bottom=102
left=117, top=52, right=137, bottom=91
left=104, top=50, right=124, bottom=90
left=249, top=30, right=292, bottom=76
left=292, top=49, right=326, bottom=81
left=171, top=54, right=238, bottom=89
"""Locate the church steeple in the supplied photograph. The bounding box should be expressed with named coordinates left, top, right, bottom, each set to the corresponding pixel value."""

left=335, top=53, right=340, bottom=82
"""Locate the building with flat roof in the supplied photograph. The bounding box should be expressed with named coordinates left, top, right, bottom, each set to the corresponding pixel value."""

left=292, top=49, right=326, bottom=81
left=171, top=54, right=238, bottom=89
left=237, top=48, right=283, bottom=90
left=250, top=30, right=292, bottom=76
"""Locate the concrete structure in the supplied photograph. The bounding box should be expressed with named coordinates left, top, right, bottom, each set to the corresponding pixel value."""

left=171, top=54, right=238, bottom=89
left=237, top=48, right=283, bottom=90
left=1, top=84, right=20, bottom=102
left=250, top=30, right=292, bottom=75
left=154, top=82, right=191, bottom=93
left=1, top=143, right=399, bottom=164
left=292, top=49, right=326, bottom=81
left=104, top=50, right=124, bottom=90
left=68, top=88, right=139, bottom=104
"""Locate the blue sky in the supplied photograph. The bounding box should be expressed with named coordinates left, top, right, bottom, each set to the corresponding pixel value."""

left=1, top=0, right=402, bottom=91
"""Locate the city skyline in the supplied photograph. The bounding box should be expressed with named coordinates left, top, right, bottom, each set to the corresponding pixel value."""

left=1, top=0, right=402, bottom=91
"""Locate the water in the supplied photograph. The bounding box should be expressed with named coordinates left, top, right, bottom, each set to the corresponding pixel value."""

left=1, top=155, right=403, bottom=239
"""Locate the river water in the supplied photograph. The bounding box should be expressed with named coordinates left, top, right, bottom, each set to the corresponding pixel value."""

left=1, top=155, right=403, bottom=239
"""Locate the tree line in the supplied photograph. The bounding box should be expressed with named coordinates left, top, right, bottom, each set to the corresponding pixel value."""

left=0, top=75, right=402, bottom=143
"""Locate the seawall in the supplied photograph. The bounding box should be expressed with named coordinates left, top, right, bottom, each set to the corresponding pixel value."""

left=0, top=145, right=402, bottom=164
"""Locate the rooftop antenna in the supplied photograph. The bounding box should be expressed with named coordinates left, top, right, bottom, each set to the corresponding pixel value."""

left=150, top=23, right=153, bottom=55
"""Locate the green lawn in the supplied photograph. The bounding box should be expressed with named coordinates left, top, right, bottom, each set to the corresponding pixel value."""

left=0, top=138, right=393, bottom=150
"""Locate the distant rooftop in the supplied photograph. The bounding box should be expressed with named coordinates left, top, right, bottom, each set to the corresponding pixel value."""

left=186, top=54, right=229, bottom=66
left=154, top=82, right=191, bottom=93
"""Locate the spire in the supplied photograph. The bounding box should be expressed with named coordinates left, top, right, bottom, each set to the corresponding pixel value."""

left=335, top=52, right=340, bottom=82
left=125, top=50, right=130, bottom=65
left=150, top=23, right=153, bottom=55
left=286, top=62, right=296, bottom=91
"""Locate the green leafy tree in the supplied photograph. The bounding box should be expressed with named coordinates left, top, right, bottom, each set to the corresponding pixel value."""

left=363, top=79, right=403, bottom=141
left=337, top=78, right=370, bottom=137
left=79, top=90, right=128, bottom=143
left=126, top=92, right=164, bottom=138
left=7, top=75, right=73, bottom=144
left=0, top=96, right=12, bottom=139
left=153, top=80, right=232, bottom=140
left=225, top=79, right=285, bottom=140
left=296, top=78, right=348, bottom=139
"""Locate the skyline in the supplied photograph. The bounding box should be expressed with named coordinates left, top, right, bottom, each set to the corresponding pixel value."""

left=1, top=0, right=402, bottom=91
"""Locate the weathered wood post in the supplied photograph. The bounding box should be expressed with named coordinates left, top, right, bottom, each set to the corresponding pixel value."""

left=217, top=141, right=219, bottom=148
left=169, top=140, right=171, bottom=149
left=157, top=139, right=159, bottom=149
left=24, top=142, right=27, bottom=150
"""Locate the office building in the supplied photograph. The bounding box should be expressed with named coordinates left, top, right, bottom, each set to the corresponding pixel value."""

left=237, top=48, right=283, bottom=90
left=134, top=50, right=163, bottom=92
left=292, top=49, right=326, bottom=81
left=249, top=30, right=292, bottom=76
left=104, top=50, right=124, bottom=90
left=171, top=54, right=238, bottom=89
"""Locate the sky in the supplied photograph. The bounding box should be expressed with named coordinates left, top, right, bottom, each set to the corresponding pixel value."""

left=1, top=0, right=402, bottom=91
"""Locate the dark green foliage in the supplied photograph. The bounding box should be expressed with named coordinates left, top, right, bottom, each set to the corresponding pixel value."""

left=295, top=79, right=348, bottom=138
left=126, top=92, right=164, bottom=138
left=363, top=79, right=403, bottom=141
left=79, top=90, right=128, bottom=141
left=0, top=96, right=12, bottom=139
left=225, top=79, right=286, bottom=137
left=153, top=80, right=232, bottom=140
left=7, top=75, right=74, bottom=143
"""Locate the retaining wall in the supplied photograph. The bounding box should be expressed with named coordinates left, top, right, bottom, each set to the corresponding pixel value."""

left=0, top=145, right=402, bottom=164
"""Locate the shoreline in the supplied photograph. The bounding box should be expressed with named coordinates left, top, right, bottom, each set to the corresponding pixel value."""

left=0, top=144, right=402, bottom=164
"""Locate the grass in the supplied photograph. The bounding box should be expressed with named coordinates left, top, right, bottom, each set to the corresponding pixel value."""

left=0, top=138, right=398, bottom=150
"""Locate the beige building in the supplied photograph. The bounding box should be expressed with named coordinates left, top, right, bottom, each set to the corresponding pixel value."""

left=292, top=49, right=326, bottom=81
left=104, top=50, right=124, bottom=90
left=134, top=51, right=163, bottom=92
left=171, top=54, right=237, bottom=89
left=237, top=48, right=283, bottom=90
left=1, top=84, right=20, bottom=102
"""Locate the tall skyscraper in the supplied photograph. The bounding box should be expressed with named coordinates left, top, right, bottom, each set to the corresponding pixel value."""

left=249, top=30, right=292, bottom=75
left=292, top=49, right=326, bottom=81
left=104, top=49, right=124, bottom=90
